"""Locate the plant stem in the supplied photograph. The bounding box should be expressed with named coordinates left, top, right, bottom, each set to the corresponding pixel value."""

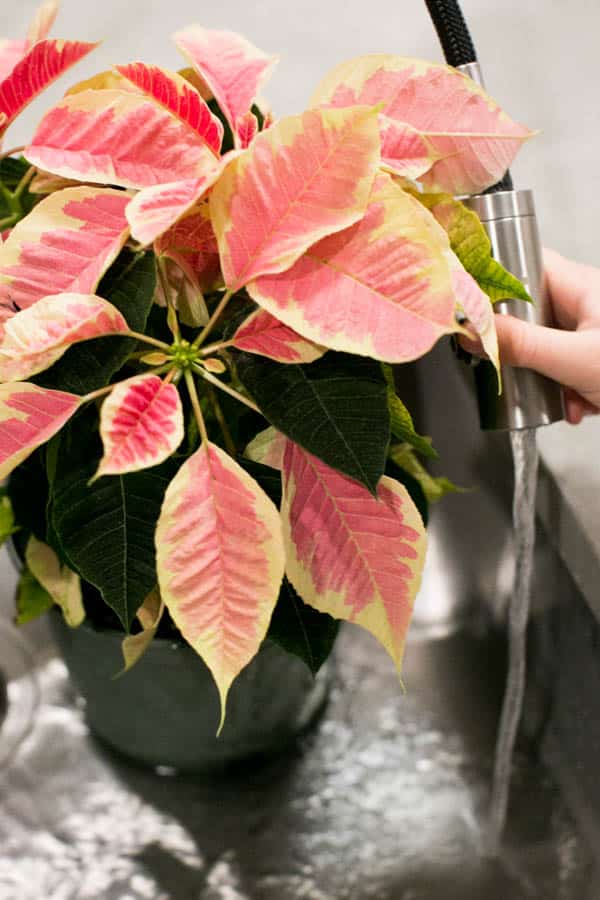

left=208, top=387, right=237, bottom=456
left=193, top=289, right=233, bottom=348
left=200, top=338, right=234, bottom=357
left=13, top=166, right=35, bottom=199
left=192, top=363, right=260, bottom=414
left=185, top=370, right=209, bottom=444
left=0, top=146, right=25, bottom=163
left=126, top=331, right=172, bottom=351
left=83, top=383, right=117, bottom=404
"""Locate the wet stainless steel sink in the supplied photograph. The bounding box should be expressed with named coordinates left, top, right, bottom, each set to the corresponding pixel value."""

left=0, top=619, right=595, bottom=899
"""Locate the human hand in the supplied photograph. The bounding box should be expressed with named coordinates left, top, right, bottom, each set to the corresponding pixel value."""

left=461, top=248, right=600, bottom=425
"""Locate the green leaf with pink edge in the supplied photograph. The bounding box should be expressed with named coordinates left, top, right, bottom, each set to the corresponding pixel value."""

left=0, top=293, right=129, bottom=383
left=0, top=186, right=131, bottom=331
left=155, top=441, right=285, bottom=734
left=247, top=174, right=457, bottom=363
left=311, top=55, right=534, bottom=195
left=0, top=39, right=98, bottom=137
left=281, top=439, right=427, bottom=675
left=209, top=105, right=381, bottom=290
left=173, top=26, right=277, bottom=147
left=0, top=382, right=80, bottom=480
left=95, top=374, right=184, bottom=480
left=416, top=191, right=532, bottom=304
left=25, top=535, right=84, bottom=627
left=389, top=442, right=468, bottom=504
left=25, top=88, right=221, bottom=190
left=231, top=308, right=325, bottom=364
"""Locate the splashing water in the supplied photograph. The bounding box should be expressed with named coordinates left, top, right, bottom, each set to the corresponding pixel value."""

left=486, top=427, right=539, bottom=852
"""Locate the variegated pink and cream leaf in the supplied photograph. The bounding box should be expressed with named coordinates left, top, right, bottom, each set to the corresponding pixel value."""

left=25, top=87, right=220, bottom=189
left=0, top=382, right=80, bottom=479
left=125, top=151, right=237, bottom=245
left=0, top=39, right=98, bottom=136
left=0, top=186, right=130, bottom=329
left=210, top=105, right=381, bottom=290
left=244, top=425, right=286, bottom=470
left=0, top=292, right=128, bottom=382
left=311, top=55, right=533, bottom=195
left=173, top=26, right=277, bottom=146
left=451, top=255, right=500, bottom=385
left=155, top=441, right=285, bottom=732
left=120, top=588, right=165, bottom=674
left=25, top=535, right=84, bottom=628
left=95, top=374, right=184, bottom=479
left=247, top=174, right=457, bottom=362
left=155, top=200, right=222, bottom=293
left=282, top=440, right=427, bottom=672
left=379, top=117, right=441, bottom=179
left=116, top=63, right=223, bottom=154
left=231, top=309, right=325, bottom=363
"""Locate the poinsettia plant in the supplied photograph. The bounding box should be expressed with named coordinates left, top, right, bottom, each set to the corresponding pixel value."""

left=0, top=2, right=533, bottom=729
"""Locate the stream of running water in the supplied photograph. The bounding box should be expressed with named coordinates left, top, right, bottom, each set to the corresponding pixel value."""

left=486, top=427, right=540, bottom=852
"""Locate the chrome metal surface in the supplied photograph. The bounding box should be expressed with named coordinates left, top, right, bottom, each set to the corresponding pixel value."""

left=456, top=61, right=485, bottom=87
left=0, top=625, right=594, bottom=899
left=464, top=190, right=565, bottom=430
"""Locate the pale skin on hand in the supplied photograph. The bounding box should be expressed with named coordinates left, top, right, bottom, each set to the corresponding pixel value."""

left=461, top=248, right=600, bottom=425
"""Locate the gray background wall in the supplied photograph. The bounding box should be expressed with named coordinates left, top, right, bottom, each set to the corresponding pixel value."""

left=1, top=0, right=598, bottom=608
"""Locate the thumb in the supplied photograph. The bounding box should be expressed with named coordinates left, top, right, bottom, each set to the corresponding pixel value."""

left=494, top=315, right=586, bottom=388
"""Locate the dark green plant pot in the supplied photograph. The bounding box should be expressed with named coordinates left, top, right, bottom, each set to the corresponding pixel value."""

left=49, top=610, right=331, bottom=772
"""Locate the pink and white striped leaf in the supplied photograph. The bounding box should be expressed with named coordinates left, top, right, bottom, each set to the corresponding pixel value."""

left=25, top=536, right=84, bottom=628
left=95, top=374, right=184, bottom=479
left=0, top=187, right=130, bottom=329
left=0, top=382, right=80, bottom=479
left=311, top=55, right=533, bottom=195
left=451, top=259, right=500, bottom=383
left=25, top=88, right=220, bottom=189
left=282, top=440, right=427, bottom=671
left=210, top=105, right=381, bottom=290
left=0, top=40, right=98, bottom=136
left=155, top=200, right=221, bottom=292
left=245, top=425, right=286, bottom=470
left=247, top=174, right=457, bottom=362
left=125, top=151, right=237, bottom=245
left=155, top=441, right=285, bottom=732
left=116, top=63, right=223, bottom=155
left=0, top=292, right=129, bottom=382
left=26, top=0, right=60, bottom=45
left=173, top=26, right=277, bottom=146
left=231, top=308, right=324, bottom=363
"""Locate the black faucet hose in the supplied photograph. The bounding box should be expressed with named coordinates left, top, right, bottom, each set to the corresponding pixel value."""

left=424, top=0, right=513, bottom=192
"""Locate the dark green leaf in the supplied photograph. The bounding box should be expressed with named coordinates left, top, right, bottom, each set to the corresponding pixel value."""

left=34, top=251, right=156, bottom=394
left=7, top=450, right=49, bottom=542
left=0, top=157, right=38, bottom=220
left=267, top=579, right=339, bottom=675
left=235, top=351, right=390, bottom=493
left=16, top=569, right=53, bottom=626
left=51, top=408, right=180, bottom=629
